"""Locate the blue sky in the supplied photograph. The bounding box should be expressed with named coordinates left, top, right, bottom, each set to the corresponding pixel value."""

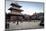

left=6, top=0, right=44, bottom=15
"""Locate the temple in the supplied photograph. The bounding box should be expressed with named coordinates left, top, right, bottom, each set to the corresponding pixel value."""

left=5, top=3, right=24, bottom=29
left=7, top=3, right=24, bottom=22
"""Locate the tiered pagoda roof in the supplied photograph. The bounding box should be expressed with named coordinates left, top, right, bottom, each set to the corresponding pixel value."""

left=8, top=3, right=23, bottom=12
left=8, top=7, right=23, bottom=12
left=10, top=3, right=22, bottom=8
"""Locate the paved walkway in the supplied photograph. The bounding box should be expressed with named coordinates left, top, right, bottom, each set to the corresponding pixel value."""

left=5, top=21, right=44, bottom=31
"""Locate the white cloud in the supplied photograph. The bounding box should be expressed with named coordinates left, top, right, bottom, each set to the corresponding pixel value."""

left=21, top=8, right=35, bottom=15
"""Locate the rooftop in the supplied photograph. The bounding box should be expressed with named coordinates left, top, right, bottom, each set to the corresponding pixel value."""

left=8, top=7, right=23, bottom=12
left=11, top=3, right=22, bottom=8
